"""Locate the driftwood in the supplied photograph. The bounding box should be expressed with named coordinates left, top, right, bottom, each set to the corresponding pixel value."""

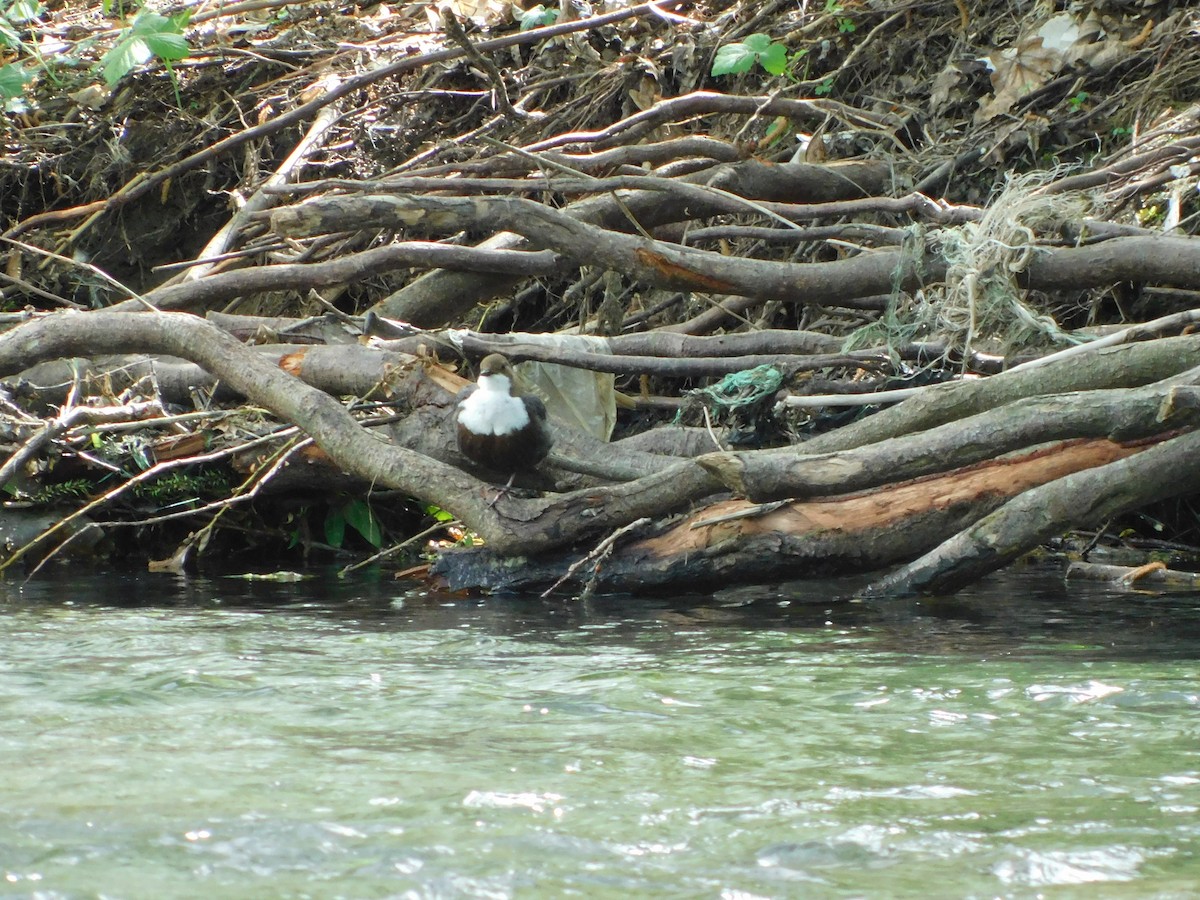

left=866, top=427, right=1200, bottom=597
left=4, top=308, right=1200, bottom=594
left=433, top=435, right=1156, bottom=593
left=3, top=0, right=1200, bottom=594
left=1065, top=561, right=1200, bottom=590
left=432, top=378, right=1200, bottom=593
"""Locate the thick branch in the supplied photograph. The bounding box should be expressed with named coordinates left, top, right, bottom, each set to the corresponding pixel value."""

left=132, top=244, right=562, bottom=312
left=798, top=333, right=1200, bottom=454
left=704, top=381, right=1200, bottom=500
left=864, top=427, right=1200, bottom=597
left=272, top=194, right=934, bottom=311
left=368, top=159, right=890, bottom=326
left=433, top=436, right=1152, bottom=593
left=0, top=311, right=721, bottom=555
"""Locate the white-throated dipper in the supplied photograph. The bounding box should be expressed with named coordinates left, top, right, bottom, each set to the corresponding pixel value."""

left=455, top=354, right=553, bottom=484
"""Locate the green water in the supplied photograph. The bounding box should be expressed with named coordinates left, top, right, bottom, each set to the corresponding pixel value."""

left=2, top=569, right=1199, bottom=898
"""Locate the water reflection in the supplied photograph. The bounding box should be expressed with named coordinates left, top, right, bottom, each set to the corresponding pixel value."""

left=5, top=562, right=1200, bottom=662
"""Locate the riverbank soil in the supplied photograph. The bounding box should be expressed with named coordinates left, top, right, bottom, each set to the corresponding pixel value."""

left=2, top=0, right=1199, bottom=593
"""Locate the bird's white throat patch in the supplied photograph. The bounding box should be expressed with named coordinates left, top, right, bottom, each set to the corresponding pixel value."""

left=457, top=373, right=531, bottom=436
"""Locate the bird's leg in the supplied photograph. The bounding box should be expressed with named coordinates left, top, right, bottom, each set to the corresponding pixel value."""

left=486, top=471, right=518, bottom=509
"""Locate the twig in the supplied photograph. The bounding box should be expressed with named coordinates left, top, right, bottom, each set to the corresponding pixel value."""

left=689, top=500, right=790, bottom=528
left=700, top=406, right=725, bottom=451
left=0, top=423, right=303, bottom=574
left=339, top=518, right=461, bottom=577
left=0, top=237, right=159, bottom=311
left=4, top=2, right=676, bottom=243
left=0, top=400, right=166, bottom=488
left=441, top=11, right=531, bottom=123
left=174, top=434, right=312, bottom=556
left=521, top=91, right=896, bottom=154
left=542, top=517, right=650, bottom=597
left=0, top=271, right=85, bottom=309
left=177, top=75, right=344, bottom=284
left=1005, top=309, right=1200, bottom=375
left=779, top=384, right=933, bottom=408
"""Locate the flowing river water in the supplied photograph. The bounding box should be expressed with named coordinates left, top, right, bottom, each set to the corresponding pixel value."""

left=2, top=566, right=1198, bottom=898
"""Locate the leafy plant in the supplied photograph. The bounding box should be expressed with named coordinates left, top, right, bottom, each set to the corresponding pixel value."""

left=0, top=63, right=30, bottom=107
left=712, top=33, right=788, bottom=77
left=0, top=0, right=56, bottom=103
left=132, top=469, right=231, bottom=502
left=325, top=498, right=383, bottom=549
left=837, top=16, right=856, bottom=34
left=1067, top=91, right=1088, bottom=111
left=814, top=77, right=834, bottom=96
left=30, top=479, right=93, bottom=504
left=1137, top=204, right=1163, bottom=227
left=518, top=4, right=558, bottom=31
left=101, top=9, right=190, bottom=104
left=423, top=503, right=457, bottom=524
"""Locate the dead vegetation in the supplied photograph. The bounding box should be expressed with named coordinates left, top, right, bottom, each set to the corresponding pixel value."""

left=1, top=0, right=1199, bottom=594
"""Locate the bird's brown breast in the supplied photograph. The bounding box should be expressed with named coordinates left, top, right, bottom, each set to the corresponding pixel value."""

left=456, top=418, right=551, bottom=475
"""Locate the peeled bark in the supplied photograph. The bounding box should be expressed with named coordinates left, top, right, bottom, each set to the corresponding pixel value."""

left=864, top=427, right=1200, bottom=597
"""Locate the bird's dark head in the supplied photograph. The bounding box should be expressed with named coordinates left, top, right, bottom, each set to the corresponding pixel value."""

left=478, top=353, right=512, bottom=378
left=476, top=354, right=515, bottom=393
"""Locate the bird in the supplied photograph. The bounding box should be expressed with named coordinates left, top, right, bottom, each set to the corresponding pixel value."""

left=455, top=354, right=554, bottom=490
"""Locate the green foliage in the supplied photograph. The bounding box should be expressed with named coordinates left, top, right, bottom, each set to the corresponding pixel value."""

left=423, top=503, right=456, bottom=524
left=324, top=507, right=346, bottom=547
left=29, top=479, right=92, bottom=504
left=325, top=498, right=383, bottom=549
left=711, top=33, right=788, bottom=77
left=1068, top=91, right=1088, bottom=111
left=518, top=4, right=558, bottom=31
left=1137, top=204, right=1164, bottom=227
left=1, top=0, right=193, bottom=108
left=0, top=62, right=29, bottom=106
left=132, top=469, right=231, bottom=502
left=0, top=0, right=48, bottom=105
left=836, top=16, right=856, bottom=34
left=101, top=8, right=191, bottom=103
left=1, top=0, right=40, bottom=37
left=814, top=77, right=834, bottom=96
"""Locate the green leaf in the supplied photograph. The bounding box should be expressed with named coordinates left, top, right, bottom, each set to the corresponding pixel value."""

left=102, top=38, right=150, bottom=86
left=712, top=34, right=788, bottom=78
left=101, top=9, right=190, bottom=86
left=711, top=42, right=755, bottom=77
left=518, top=4, right=558, bottom=31
left=742, top=33, right=773, bottom=53
left=143, top=31, right=189, bottom=62
left=343, top=499, right=383, bottom=548
left=758, top=42, right=788, bottom=75
left=5, top=0, right=43, bottom=24
left=0, top=17, right=22, bottom=50
left=0, top=63, right=29, bottom=100
left=423, top=503, right=456, bottom=523
left=129, top=11, right=171, bottom=34
left=324, top=509, right=346, bottom=548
